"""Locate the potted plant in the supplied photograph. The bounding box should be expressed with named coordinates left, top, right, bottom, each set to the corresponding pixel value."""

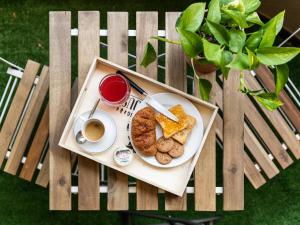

left=140, top=0, right=300, bottom=110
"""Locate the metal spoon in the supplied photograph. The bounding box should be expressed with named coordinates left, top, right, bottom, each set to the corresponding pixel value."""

left=75, top=98, right=101, bottom=144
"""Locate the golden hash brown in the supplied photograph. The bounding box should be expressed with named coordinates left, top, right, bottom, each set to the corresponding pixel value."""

left=155, top=104, right=189, bottom=138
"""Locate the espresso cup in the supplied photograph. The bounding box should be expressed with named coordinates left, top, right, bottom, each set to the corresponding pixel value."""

left=81, top=117, right=105, bottom=143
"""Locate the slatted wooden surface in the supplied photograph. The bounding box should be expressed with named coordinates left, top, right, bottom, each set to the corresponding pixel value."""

left=136, top=11, right=159, bottom=210
left=194, top=72, right=216, bottom=211
left=77, top=11, right=100, bottom=211
left=0, top=11, right=299, bottom=212
left=107, top=12, right=129, bottom=211
left=49, top=11, right=72, bottom=210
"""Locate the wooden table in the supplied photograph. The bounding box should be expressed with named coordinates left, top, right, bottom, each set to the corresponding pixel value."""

left=48, top=11, right=300, bottom=211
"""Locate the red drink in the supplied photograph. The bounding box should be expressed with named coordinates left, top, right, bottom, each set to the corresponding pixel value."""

left=99, top=74, right=131, bottom=106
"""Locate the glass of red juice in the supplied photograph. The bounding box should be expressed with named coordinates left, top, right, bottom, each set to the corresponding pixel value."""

left=99, top=74, right=131, bottom=106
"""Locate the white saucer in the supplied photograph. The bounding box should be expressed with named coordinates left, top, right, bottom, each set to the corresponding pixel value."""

left=73, top=110, right=117, bottom=154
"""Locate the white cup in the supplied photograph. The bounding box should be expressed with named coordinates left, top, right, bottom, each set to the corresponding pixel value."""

left=80, top=117, right=105, bottom=143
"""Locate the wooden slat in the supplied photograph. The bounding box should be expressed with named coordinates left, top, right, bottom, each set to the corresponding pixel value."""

left=194, top=72, right=216, bottom=211
left=36, top=151, right=50, bottom=187
left=5, top=66, right=49, bottom=175
left=164, top=12, right=187, bottom=211
left=19, top=105, right=49, bottom=181
left=165, top=12, right=186, bottom=92
left=77, top=11, right=100, bottom=211
left=245, top=73, right=300, bottom=159
left=33, top=79, right=79, bottom=188
left=136, top=11, right=158, bottom=210
left=215, top=81, right=293, bottom=169
left=0, top=60, right=39, bottom=166
left=244, top=124, right=279, bottom=179
left=223, top=70, right=244, bottom=211
left=49, top=11, right=72, bottom=210
left=256, top=65, right=300, bottom=132
left=107, top=12, right=129, bottom=211
left=215, top=114, right=266, bottom=189
left=243, top=152, right=267, bottom=189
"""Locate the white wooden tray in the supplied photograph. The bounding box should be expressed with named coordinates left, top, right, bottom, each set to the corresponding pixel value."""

left=59, top=57, right=218, bottom=196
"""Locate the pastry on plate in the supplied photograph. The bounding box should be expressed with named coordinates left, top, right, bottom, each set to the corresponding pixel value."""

left=155, top=151, right=172, bottom=165
left=168, top=141, right=184, bottom=158
left=155, top=104, right=189, bottom=138
left=172, top=115, right=196, bottom=144
left=131, top=107, right=157, bottom=156
left=156, top=136, right=174, bottom=153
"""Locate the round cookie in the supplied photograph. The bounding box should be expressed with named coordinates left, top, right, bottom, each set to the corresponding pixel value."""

left=156, top=137, right=174, bottom=153
left=155, top=151, right=172, bottom=165
left=168, top=141, right=184, bottom=158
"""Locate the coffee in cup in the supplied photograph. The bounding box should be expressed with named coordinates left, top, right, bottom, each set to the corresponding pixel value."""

left=82, top=118, right=105, bottom=143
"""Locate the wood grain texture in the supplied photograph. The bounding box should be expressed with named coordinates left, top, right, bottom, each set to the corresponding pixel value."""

left=223, top=69, right=244, bottom=211
left=244, top=124, right=279, bottom=179
left=49, top=11, right=72, bottom=210
left=36, top=150, right=50, bottom=187
left=107, top=12, right=129, bottom=211
left=256, top=65, right=300, bottom=132
left=215, top=113, right=266, bottom=189
left=194, top=72, right=216, bottom=211
left=0, top=60, right=39, bottom=166
left=77, top=11, right=100, bottom=211
left=214, top=80, right=292, bottom=169
left=165, top=12, right=186, bottom=92
left=19, top=104, right=49, bottom=181
left=214, top=81, right=293, bottom=170
left=245, top=73, right=300, bottom=159
left=164, top=12, right=187, bottom=211
left=243, top=152, right=266, bottom=189
left=5, top=66, right=49, bottom=175
left=135, top=11, right=158, bottom=211
left=34, top=80, right=79, bottom=188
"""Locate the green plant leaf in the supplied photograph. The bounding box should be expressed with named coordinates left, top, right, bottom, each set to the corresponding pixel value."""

left=178, top=29, right=203, bottom=58
left=246, top=48, right=259, bottom=69
left=203, top=39, right=223, bottom=66
left=256, top=47, right=300, bottom=65
left=259, top=16, right=276, bottom=48
left=275, top=64, right=289, bottom=96
left=245, top=29, right=263, bottom=51
left=198, top=78, right=212, bottom=101
left=222, top=8, right=248, bottom=28
left=229, top=29, right=246, bottom=53
left=176, top=2, right=206, bottom=32
left=150, top=36, right=181, bottom=45
left=263, top=10, right=285, bottom=35
left=220, top=50, right=233, bottom=78
left=227, top=52, right=250, bottom=70
left=246, top=12, right=264, bottom=26
left=207, top=20, right=230, bottom=46
left=140, top=42, right=157, bottom=68
left=255, top=92, right=283, bottom=111
left=222, top=0, right=245, bottom=12
left=207, top=0, right=221, bottom=23
left=242, top=0, right=261, bottom=13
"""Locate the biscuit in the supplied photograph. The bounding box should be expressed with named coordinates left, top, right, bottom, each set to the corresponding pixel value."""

left=168, top=141, right=184, bottom=158
left=172, top=115, right=196, bottom=144
left=155, top=151, right=172, bottom=165
left=156, top=136, right=174, bottom=153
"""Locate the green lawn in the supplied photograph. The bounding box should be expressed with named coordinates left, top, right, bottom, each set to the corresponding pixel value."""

left=0, top=0, right=300, bottom=224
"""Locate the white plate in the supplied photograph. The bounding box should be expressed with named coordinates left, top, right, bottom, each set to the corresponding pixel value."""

left=129, top=93, right=204, bottom=168
left=73, top=110, right=117, bottom=154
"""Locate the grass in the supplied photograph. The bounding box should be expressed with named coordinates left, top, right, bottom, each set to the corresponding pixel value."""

left=0, top=0, right=300, bottom=224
